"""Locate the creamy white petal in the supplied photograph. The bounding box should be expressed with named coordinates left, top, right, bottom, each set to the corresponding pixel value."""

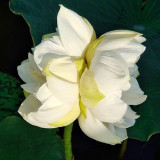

left=49, top=98, right=80, bottom=127
left=91, top=96, right=127, bottom=123
left=104, top=30, right=140, bottom=36
left=89, top=50, right=130, bottom=95
left=26, top=115, right=54, bottom=128
left=106, top=123, right=115, bottom=134
left=121, top=77, right=147, bottom=105
left=17, top=61, right=34, bottom=83
left=125, top=106, right=140, bottom=119
left=18, top=94, right=53, bottom=128
left=83, top=18, right=96, bottom=43
left=113, top=106, right=139, bottom=128
left=114, top=127, right=127, bottom=141
left=104, top=123, right=127, bottom=141
left=28, top=53, right=41, bottom=74
left=28, top=93, right=75, bottom=124
left=46, top=76, right=79, bottom=106
left=78, top=108, right=121, bottom=144
left=134, top=36, right=146, bottom=43
left=21, top=83, right=41, bottom=94
left=29, top=103, right=71, bottom=124
left=129, top=64, right=140, bottom=78
left=113, top=117, right=136, bottom=128
left=97, top=30, right=141, bottom=51
left=57, top=5, right=92, bottom=57
left=34, top=37, right=66, bottom=70
left=38, top=95, right=62, bottom=110
left=17, top=61, right=44, bottom=84
left=35, top=83, right=52, bottom=101
left=19, top=92, right=76, bottom=128
left=108, top=42, right=146, bottom=67
left=80, top=68, right=105, bottom=108
left=97, top=30, right=146, bottom=67
left=18, top=94, right=40, bottom=116
left=41, top=34, right=63, bottom=46
left=45, top=57, right=78, bottom=83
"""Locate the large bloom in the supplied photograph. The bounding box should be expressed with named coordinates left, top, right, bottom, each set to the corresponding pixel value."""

left=18, top=5, right=146, bottom=144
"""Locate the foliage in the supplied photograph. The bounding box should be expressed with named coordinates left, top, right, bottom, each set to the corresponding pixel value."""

left=0, top=72, right=65, bottom=160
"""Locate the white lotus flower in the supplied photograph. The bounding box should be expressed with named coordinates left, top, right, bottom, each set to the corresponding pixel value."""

left=79, top=30, right=147, bottom=144
left=18, top=5, right=94, bottom=128
left=18, top=5, right=147, bottom=144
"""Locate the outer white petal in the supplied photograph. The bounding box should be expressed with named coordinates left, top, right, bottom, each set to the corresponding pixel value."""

left=18, top=58, right=45, bottom=94
left=121, top=77, right=147, bottom=105
left=18, top=94, right=39, bottom=116
left=113, top=117, right=136, bottom=128
left=17, top=61, right=44, bottom=84
left=34, top=36, right=66, bottom=70
left=29, top=101, right=71, bottom=124
left=114, top=127, right=127, bottom=141
left=129, top=64, right=140, bottom=78
left=125, top=106, right=140, bottom=119
left=38, top=95, right=62, bottom=110
left=104, top=30, right=140, bottom=36
left=19, top=93, right=77, bottom=128
left=21, top=94, right=76, bottom=126
left=49, top=98, right=80, bottom=127
left=78, top=108, right=121, bottom=144
left=97, top=30, right=146, bottom=67
left=26, top=115, right=54, bottom=128
left=57, top=5, right=92, bottom=57
left=21, top=83, right=41, bottom=94
left=35, top=83, right=52, bottom=101
left=134, top=36, right=146, bottom=43
left=89, top=50, right=130, bottom=96
left=46, top=57, right=78, bottom=83
left=28, top=53, right=41, bottom=74
left=18, top=94, right=53, bottom=128
left=46, top=76, right=79, bottom=106
left=108, top=42, right=146, bottom=67
left=113, top=106, right=139, bottom=128
left=91, top=96, right=127, bottom=123
left=97, top=30, right=141, bottom=51
left=17, top=61, right=35, bottom=83
left=104, top=124, right=128, bottom=141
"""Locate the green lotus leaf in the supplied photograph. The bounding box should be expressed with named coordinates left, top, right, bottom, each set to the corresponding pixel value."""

left=0, top=72, right=24, bottom=121
left=0, top=116, right=64, bottom=160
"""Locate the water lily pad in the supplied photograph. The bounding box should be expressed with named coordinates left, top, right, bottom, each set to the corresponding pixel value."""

left=0, top=72, right=24, bottom=121
left=0, top=116, right=64, bottom=160
left=9, top=0, right=160, bottom=141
